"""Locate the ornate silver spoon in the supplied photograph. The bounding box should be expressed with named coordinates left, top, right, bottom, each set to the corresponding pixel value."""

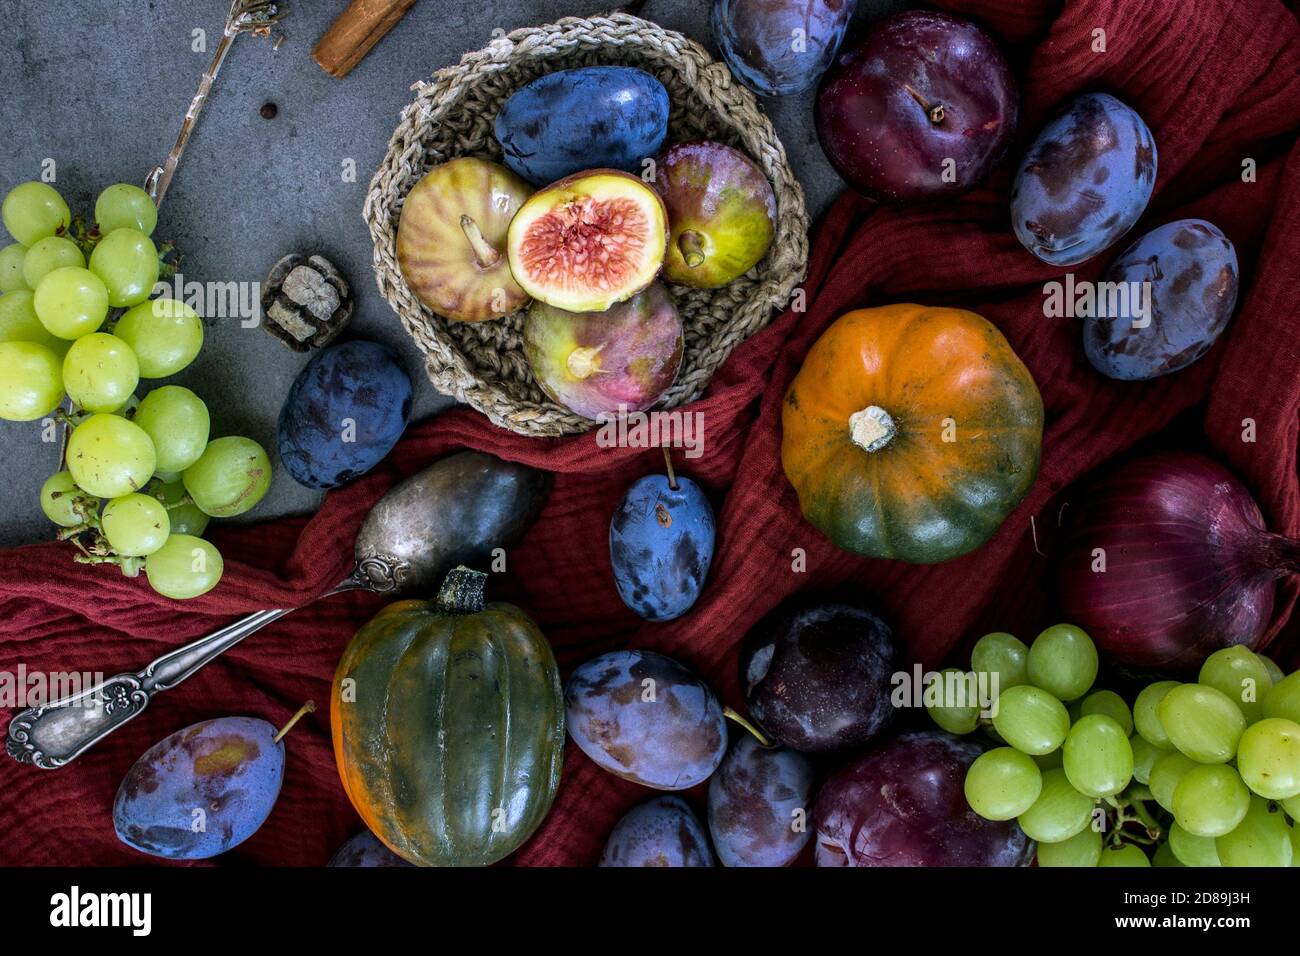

left=6, top=452, right=550, bottom=769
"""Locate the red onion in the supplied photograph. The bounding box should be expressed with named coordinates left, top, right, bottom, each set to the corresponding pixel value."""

left=1058, top=451, right=1300, bottom=673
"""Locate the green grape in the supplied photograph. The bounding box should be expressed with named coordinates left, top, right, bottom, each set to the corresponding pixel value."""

left=33, top=266, right=108, bottom=339
left=1172, top=764, right=1251, bottom=837
left=1259, top=655, right=1285, bottom=686
left=1130, top=735, right=1169, bottom=786
left=1158, top=683, right=1247, bottom=764
left=1098, top=843, right=1150, bottom=867
left=1168, top=822, right=1221, bottom=867
left=1291, top=822, right=1300, bottom=866
left=87, top=228, right=158, bottom=308
left=1283, top=793, right=1300, bottom=821
left=0, top=290, right=70, bottom=354
left=182, top=435, right=271, bottom=517
left=1264, top=672, right=1300, bottom=724
left=145, top=533, right=223, bottom=599
left=1081, top=689, right=1134, bottom=736
left=145, top=477, right=209, bottom=537
left=39, top=470, right=92, bottom=527
left=21, top=235, right=83, bottom=289
left=964, top=747, right=1042, bottom=821
left=1027, top=624, right=1098, bottom=701
left=62, top=333, right=139, bottom=413
left=1215, top=797, right=1293, bottom=867
left=133, top=386, right=210, bottom=474
left=1153, top=841, right=1184, bottom=867
left=101, top=492, right=170, bottom=557
left=1150, top=752, right=1199, bottom=812
left=1016, top=767, right=1095, bottom=843
left=1036, top=826, right=1102, bottom=867
left=2, top=182, right=70, bottom=246
left=926, top=668, right=980, bottom=734
left=0, top=340, right=63, bottom=421
left=1034, top=748, right=1063, bottom=771
left=1199, top=645, right=1273, bottom=724
left=0, top=243, right=27, bottom=293
left=114, top=297, right=203, bottom=378
left=66, top=413, right=156, bottom=498
left=1236, top=717, right=1300, bottom=800
left=992, top=684, right=1069, bottom=755
left=95, top=183, right=158, bottom=236
left=1134, top=680, right=1179, bottom=748
left=971, top=631, right=1029, bottom=691
left=1062, top=714, right=1133, bottom=798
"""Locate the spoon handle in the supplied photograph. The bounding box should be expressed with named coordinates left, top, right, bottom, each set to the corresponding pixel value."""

left=5, top=571, right=367, bottom=770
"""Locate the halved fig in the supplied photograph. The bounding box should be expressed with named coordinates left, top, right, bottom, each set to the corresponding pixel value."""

left=507, top=170, right=667, bottom=313
left=396, top=157, right=532, bottom=323
left=524, top=281, right=683, bottom=420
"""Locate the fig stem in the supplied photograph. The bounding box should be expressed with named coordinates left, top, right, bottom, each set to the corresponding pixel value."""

left=460, top=214, right=501, bottom=270
left=274, top=700, right=316, bottom=743
left=677, top=230, right=706, bottom=268
left=662, top=447, right=678, bottom=490
left=566, top=345, right=605, bottom=380
left=903, top=83, right=945, bottom=124
left=723, top=707, right=772, bottom=748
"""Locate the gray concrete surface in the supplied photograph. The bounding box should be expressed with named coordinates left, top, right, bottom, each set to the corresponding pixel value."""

left=0, top=0, right=902, bottom=548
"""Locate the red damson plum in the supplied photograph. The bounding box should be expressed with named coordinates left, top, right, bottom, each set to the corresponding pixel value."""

left=277, top=339, right=413, bottom=489
left=815, top=10, right=1018, bottom=203
left=565, top=650, right=727, bottom=790
left=740, top=599, right=900, bottom=751
left=815, top=731, right=1034, bottom=866
left=113, top=716, right=286, bottom=860
left=610, top=470, right=715, bottom=622
left=707, top=733, right=814, bottom=867
left=1083, top=219, right=1239, bottom=380
left=328, top=830, right=414, bottom=867
left=712, top=0, right=856, bottom=97
left=599, top=796, right=714, bottom=866
left=1012, top=93, right=1157, bottom=266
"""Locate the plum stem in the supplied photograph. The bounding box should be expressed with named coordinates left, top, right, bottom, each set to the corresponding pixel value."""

left=274, top=700, right=316, bottom=744
left=849, top=405, right=897, bottom=453
left=565, top=345, right=605, bottom=380
left=662, top=447, right=678, bottom=490
left=677, top=230, right=706, bottom=268
left=460, top=214, right=501, bottom=269
left=903, top=84, right=945, bottom=124
left=723, top=707, right=772, bottom=748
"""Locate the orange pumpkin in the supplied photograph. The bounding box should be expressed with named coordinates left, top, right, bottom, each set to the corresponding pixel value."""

left=782, top=304, right=1044, bottom=564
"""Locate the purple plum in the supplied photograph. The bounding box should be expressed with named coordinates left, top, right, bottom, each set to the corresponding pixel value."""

left=328, top=830, right=414, bottom=867
left=707, top=734, right=814, bottom=866
left=712, top=0, right=856, bottom=97
left=600, top=796, right=714, bottom=867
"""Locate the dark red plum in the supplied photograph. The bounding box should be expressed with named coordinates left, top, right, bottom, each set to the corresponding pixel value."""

left=712, top=0, right=856, bottom=97
left=277, top=339, right=413, bottom=490
left=707, top=734, right=814, bottom=867
left=610, top=471, right=715, bottom=622
left=599, top=796, right=714, bottom=867
left=815, top=11, right=1018, bottom=203
left=1083, top=219, right=1239, bottom=380
left=740, top=599, right=900, bottom=752
left=1012, top=93, right=1157, bottom=266
left=565, top=650, right=727, bottom=790
left=815, top=730, right=1034, bottom=866
left=328, top=830, right=414, bottom=867
left=113, top=716, right=285, bottom=860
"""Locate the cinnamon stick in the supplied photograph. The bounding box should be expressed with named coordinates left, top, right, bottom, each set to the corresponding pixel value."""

left=312, top=0, right=418, bottom=78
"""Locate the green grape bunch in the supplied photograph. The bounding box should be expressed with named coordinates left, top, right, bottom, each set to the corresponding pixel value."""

left=1, top=179, right=272, bottom=600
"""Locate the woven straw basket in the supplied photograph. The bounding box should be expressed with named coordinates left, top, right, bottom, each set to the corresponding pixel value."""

left=364, top=12, right=810, bottom=437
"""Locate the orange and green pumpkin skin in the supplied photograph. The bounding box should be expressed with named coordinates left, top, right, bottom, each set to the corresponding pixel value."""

left=782, top=304, right=1044, bottom=564
left=331, top=588, right=564, bottom=866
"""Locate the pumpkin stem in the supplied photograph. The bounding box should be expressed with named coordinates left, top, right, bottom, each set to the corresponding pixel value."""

left=274, top=700, right=316, bottom=744
left=435, top=565, right=487, bottom=615
left=460, top=214, right=501, bottom=270
left=723, top=706, right=772, bottom=748
left=662, top=446, right=678, bottom=490
left=849, top=405, right=897, bottom=453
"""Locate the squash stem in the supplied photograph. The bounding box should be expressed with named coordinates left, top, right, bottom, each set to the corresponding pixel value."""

left=274, top=700, right=316, bottom=744
left=460, top=215, right=501, bottom=270
left=723, top=706, right=772, bottom=748
left=662, top=447, right=678, bottom=490
left=849, top=405, right=897, bottom=453
left=435, top=565, right=487, bottom=615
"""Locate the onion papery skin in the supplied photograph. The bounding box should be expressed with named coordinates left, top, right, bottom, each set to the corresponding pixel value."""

left=1058, top=451, right=1300, bottom=674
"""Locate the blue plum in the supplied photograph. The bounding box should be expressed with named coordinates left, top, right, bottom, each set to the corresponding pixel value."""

left=1083, top=218, right=1239, bottom=380
left=610, top=471, right=715, bottom=622
left=707, top=734, right=814, bottom=866
left=599, top=796, right=714, bottom=866
left=565, top=649, right=727, bottom=790
left=277, top=339, right=413, bottom=490
left=1012, top=93, right=1157, bottom=266
left=712, top=0, right=856, bottom=97
left=495, top=67, right=670, bottom=185
left=328, top=830, right=414, bottom=867
left=113, top=716, right=285, bottom=860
